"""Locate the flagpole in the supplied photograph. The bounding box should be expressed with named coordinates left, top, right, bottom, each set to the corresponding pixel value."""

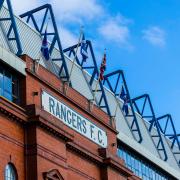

left=64, top=26, right=83, bottom=92
left=91, top=75, right=101, bottom=104
left=90, top=49, right=106, bottom=110
left=89, top=75, right=100, bottom=111
left=35, top=53, right=42, bottom=73
left=114, top=98, right=120, bottom=117
left=113, top=85, right=124, bottom=117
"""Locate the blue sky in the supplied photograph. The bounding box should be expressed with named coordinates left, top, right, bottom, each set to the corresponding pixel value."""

left=11, top=0, right=180, bottom=132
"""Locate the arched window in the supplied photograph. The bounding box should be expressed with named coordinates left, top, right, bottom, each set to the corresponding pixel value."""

left=5, top=163, right=17, bottom=180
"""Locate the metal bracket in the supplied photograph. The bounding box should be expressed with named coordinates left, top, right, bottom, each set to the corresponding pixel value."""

left=20, top=4, right=69, bottom=81
left=0, top=0, right=22, bottom=55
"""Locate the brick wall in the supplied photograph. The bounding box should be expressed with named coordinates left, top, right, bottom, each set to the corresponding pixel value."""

left=0, top=55, right=141, bottom=180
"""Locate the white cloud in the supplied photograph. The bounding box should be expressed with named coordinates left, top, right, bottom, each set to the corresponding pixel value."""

left=10, top=0, right=133, bottom=50
left=98, top=17, right=130, bottom=46
left=59, top=28, right=78, bottom=48
left=10, top=0, right=43, bottom=15
left=48, top=0, right=104, bottom=24
left=10, top=0, right=103, bottom=24
left=142, top=26, right=166, bottom=47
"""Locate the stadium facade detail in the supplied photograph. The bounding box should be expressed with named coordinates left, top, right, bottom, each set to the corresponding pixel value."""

left=0, top=0, right=180, bottom=179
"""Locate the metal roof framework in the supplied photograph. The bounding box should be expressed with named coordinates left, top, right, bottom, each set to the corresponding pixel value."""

left=0, top=0, right=22, bottom=55
left=132, top=94, right=168, bottom=161
left=63, top=40, right=112, bottom=118
left=103, top=70, right=143, bottom=143
left=157, top=114, right=180, bottom=165
left=19, top=4, right=69, bottom=81
left=0, top=0, right=180, bottom=171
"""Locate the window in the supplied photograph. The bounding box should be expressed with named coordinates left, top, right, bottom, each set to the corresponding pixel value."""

left=0, top=65, right=20, bottom=104
left=117, top=145, right=174, bottom=180
left=5, top=163, right=17, bottom=180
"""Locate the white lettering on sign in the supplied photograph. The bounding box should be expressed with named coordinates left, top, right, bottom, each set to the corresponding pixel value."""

left=41, top=91, right=108, bottom=147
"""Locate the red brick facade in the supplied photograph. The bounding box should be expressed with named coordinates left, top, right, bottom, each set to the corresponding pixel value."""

left=0, top=55, right=140, bottom=180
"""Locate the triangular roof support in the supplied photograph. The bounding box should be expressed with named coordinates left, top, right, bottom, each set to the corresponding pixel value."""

left=103, top=70, right=143, bottom=143
left=0, top=0, right=22, bottom=55
left=132, top=94, right=168, bottom=161
left=157, top=114, right=180, bottom=166
left=20, top=4, right=69, bottom=81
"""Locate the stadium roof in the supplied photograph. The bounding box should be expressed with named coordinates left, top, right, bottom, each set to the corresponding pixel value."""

left=0, top=1, right=180, bottom=178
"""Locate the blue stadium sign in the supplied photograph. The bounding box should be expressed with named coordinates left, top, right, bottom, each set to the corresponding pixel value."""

left=41, top=91, right=108, bottom=147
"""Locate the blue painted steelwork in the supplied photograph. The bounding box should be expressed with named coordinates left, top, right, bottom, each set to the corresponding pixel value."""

left=0, top=0, right=22, bottom=55
left=131, top=94, right=168, bottom=161
left=20, top=4, right=69, bottom=81
left=63, top=40, right=112, bottom=117
left=157, top=114, right=180, bottom=166
left=103, top=70, right=142, bottom=143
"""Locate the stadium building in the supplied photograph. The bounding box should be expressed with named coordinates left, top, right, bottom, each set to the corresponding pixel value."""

left=0, top=0, right=180, bottom=179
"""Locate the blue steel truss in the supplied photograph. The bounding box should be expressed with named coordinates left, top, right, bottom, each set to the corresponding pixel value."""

left=0, top=0, right=179, bottom=166
left=157, top=114, right=180, bottom=165
left=20, top=4, right=69, bottom=81
left=131, top=94, right=168, bottom=161
left=63, top=40, right=111, bottom=117
left=103, top=70, right=142, bottom=143
left=0, top=0, right=22, bottom=55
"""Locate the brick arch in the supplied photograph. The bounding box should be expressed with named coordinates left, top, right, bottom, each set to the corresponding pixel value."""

left=43, top=169, right=64, bottom=180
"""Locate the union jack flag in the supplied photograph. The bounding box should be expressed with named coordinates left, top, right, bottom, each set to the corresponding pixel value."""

left=99, top=53, right=106, bottom=81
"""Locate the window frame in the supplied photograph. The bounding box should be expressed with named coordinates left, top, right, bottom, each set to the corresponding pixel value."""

left=5, top=163, right=18, bottom=180
left=0, top=64, right=20, bottom=104
left=117, top=144, right=172, bottom=180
